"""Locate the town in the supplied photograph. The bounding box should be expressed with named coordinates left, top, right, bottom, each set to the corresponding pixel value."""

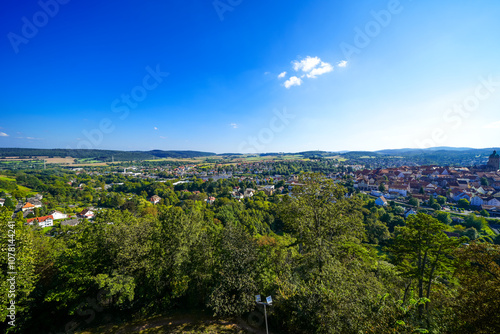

left=1, top=148, right=500, bottom=333
left=1, top=150, right=499, bottom=235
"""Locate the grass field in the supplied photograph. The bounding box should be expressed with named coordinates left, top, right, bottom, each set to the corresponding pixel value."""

left=0, top=174, right=35, bottom=195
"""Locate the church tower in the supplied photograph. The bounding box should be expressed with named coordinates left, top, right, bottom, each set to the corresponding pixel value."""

left=487, top=150, right=500, bottom=170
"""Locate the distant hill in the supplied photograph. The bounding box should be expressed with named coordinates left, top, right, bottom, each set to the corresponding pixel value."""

left=1, top=147, right=498, bottom=163
left=341, top=151, right=382, bottom=158
left=0, top=148, right=216, bottom=161
left=146, top=150, right=216, bottom=159
left=377, top=147, right=461, bottom=155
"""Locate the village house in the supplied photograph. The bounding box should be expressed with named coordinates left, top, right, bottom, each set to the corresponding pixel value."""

left=78, top=209, right=95, bottom=219
left=49, top=210, right=68, bottom=220
left=262, top=185, right=275, bottom=196
left=231, top=191, right=244, bottom=199
left=404, top=208, right=417, bottom=218
left=244, top=188, right=255, bottom=198
left=27, top=215, right=54, bottom=228
left=375, top=196, right=388, bottom=206
left=22, top=202, right=36, bottom=212
left=61, top=219, right=81, bottom=227
left=149, top=195, right=161, bottom=205
left=388, top=183, right=409, bottom=197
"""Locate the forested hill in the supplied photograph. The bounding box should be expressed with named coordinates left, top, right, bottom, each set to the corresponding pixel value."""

left=0, top=148, right=216, bottom=160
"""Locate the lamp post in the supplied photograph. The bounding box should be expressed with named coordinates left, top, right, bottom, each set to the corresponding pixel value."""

left=255, top=294, right=272, bottom=334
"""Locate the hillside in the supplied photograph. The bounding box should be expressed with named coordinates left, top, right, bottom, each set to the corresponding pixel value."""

left=0, top=148, right=216, bottom=161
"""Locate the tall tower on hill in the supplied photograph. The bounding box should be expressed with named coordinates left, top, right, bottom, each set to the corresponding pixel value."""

left=487, top=150, right=500, bottom=170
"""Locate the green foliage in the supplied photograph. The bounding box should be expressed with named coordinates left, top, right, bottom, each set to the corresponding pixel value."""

left=480, top=209, right=490, bottom=217
left=463, top=213, right=487, bottom=231
left=457, top=198, right=470, bottom=209
left=435, top=211, right=452, bottom=225
left=450, top=243, right=500, bottom=333
left=409, top=197, right=419, bottom=207
left=436, top=196, right=447, bottom=205
left=0, top=208, right=37, bottom=332
left=387, top=213, right=465, bottom=315
left=274, top=173, right=396, bottom=333
left=2, top=166, right=498, bottom=333
left=208, top=224, right=257, bottom=316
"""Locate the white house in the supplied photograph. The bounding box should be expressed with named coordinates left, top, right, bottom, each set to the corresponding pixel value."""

left=375, top=196, right=388, bottom=206
left=388, top=185, right=409, bottom=197
left=262, top=185, right=275, bottom=195
left=470, top=196, right=484, bottom=207
left=78, top=209, right=95, bottom=219
left=453, top=191, right=471, bottom=202
left=244, top=188, right=255, bottom=198
left=22, top=202, right=36, bottom=212
left=149, top=195, right=161, bottom=205
left=404, top=209, right=417, bottom=218
left=485, top=197, right=500, bottom=207
left=27, top=215, right=54, bottom=228
left=0, top=198, right=4, bottom=207
left=49, top=210, right=68, bottom=220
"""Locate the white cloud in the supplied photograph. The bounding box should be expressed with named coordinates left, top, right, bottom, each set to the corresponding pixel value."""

left=154, top=127, right=158, bottom=130
left=284, top=76, right=303, bottom=89
left=278, top=56, right=342, bottom=89
left=307, top=61, right=333, bottom=78
left=293, top=56, right=321, bottom=73
left=337, top=60, right=348, bottom=68
left=483, top=121, right=500, bottom=129
left=0, top=132, right=9, bottom=137
left=160, top=136, right=167, bottom=139
left=230, top=123, right=238, bottom=129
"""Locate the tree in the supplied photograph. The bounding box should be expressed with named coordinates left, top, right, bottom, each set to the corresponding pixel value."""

left=275, top=173, right=392, bottom=333
left=365, top=218, right=390, bottom=244
left=208, top=224, right=257, bottom=316
left=379, top=183, right=386, bottom=192
left=428, top=195, right=436, bottom=207
left=435, top=211, right=452, bottom=225
left=409, top=197, right=419, bottom=207
left=388, top=215, right=405, bottom=233
left=0, top=208, right=37, bottom=332
left=437, top=196, right=447, bottom=205
left=450, top=242, right=500, bottom=333
left=457, top=198, right=470, bottom=209
left=480, top=177, right=489, bottom=186
left=280, top=173, right=364, bottom=273
left=463, top=213, right=486, bottom=231
left=463, top=227, right=478, bottom=241
left=431, top=203, right=441, bottom=211
left=387, top=213, right=465, bottom=315
left=3, top=197, right=15, bottom=210
left=419, top=186, right=425, bottom=195
left=480, top=209, right=490, bottom=217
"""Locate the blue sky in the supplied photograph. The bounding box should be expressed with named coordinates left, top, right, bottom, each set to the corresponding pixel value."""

left=1, top=0, right=500, bottom=153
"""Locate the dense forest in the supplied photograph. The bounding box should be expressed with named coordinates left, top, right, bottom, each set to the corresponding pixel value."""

left=1, top=172, right=500, bottom=333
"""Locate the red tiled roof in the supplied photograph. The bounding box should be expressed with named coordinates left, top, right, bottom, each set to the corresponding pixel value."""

left=27, top=215, right=53, bottom=224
